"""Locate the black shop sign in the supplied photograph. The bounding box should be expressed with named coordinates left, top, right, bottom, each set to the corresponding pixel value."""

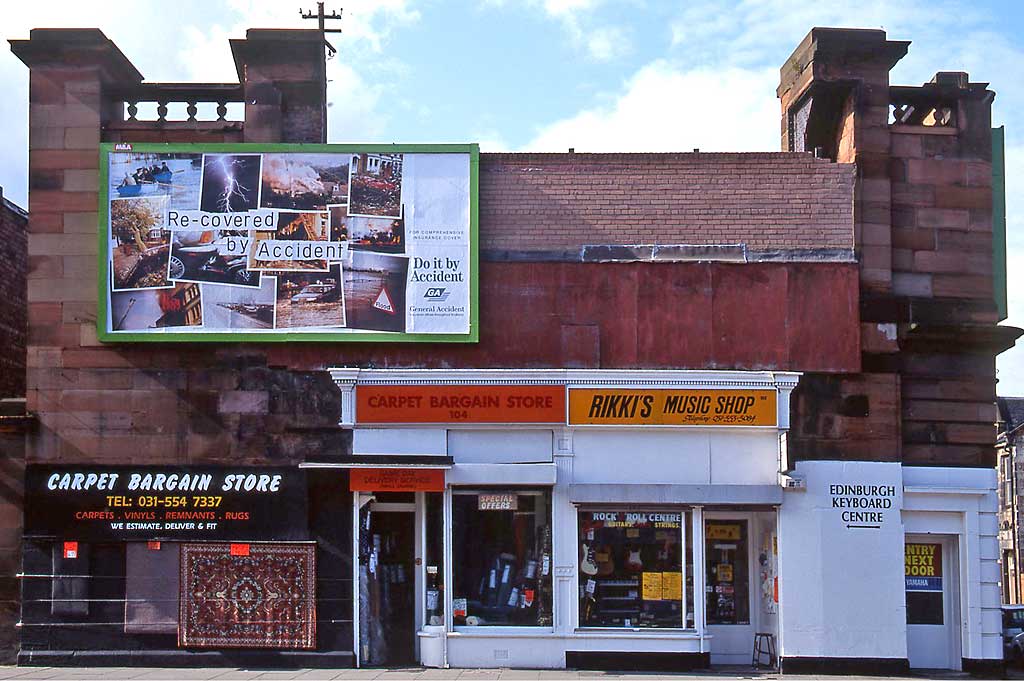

left=24, top=465, right=307, bottom=541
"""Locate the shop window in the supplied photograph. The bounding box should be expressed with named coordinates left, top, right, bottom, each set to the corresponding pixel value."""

left=906, top=542, right=943, bottom=625
left=705, top=520, right=750, bottom=625
left=451, top=489, right=553, bottom=627
left=125, top=542, right=179, bottom=634
left=50, top=542, right=91, bottom=618
left=425, top=492, right=444, bottom=625
left=578, top=510, right=691, bottom=629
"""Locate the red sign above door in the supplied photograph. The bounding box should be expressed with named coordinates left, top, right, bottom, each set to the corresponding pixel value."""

left=349, top=468, right=445, bottom=492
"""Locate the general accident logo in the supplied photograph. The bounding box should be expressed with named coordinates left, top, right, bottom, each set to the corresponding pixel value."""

left=423, top=287, right=451, bottom=302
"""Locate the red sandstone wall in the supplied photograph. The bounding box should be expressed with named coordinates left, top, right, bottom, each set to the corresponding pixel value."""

left=0, top=194, right=27, bottom=398
left=778, top=28, right=1012, bottom=468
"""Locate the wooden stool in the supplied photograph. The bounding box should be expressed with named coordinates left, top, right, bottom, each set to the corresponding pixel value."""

left=752, top=631, right=776, bottom=669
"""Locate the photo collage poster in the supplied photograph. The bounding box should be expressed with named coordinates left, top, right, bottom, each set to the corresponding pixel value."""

left=103, top=147, right=473, bottom=338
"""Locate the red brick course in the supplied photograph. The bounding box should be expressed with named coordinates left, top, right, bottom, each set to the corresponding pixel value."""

left=479, top=153, right=854, bottom=252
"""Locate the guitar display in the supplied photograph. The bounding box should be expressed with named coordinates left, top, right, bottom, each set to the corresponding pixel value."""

left=578, top=511, right=686, bottom=629
left=580, top=542, right=599, bottom=576
left=625, top=547, right=643, bottom=574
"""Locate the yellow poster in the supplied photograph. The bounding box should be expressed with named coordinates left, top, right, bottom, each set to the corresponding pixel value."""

left=662, top=572, right=682, bottom=601
left=717, top=564, right=734, bottom=582
left=706, top=524, right=741, bottom=540
left=568, top=389, right=776, bottom=426
left=642, top=572, right=663, bottom=601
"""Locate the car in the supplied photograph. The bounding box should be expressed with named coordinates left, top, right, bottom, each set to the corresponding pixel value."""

left=1004, top=605, right=1024, bottom=662
left=290, top=282, right=336, bottom=304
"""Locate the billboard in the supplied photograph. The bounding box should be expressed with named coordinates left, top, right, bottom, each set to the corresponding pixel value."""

left=98, top=143, right=478, bottom=342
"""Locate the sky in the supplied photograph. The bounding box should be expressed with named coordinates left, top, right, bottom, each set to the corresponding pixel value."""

left=2, top=0, right=1024, bottom=392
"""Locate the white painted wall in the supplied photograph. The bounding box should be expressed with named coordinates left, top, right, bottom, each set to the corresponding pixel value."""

left=571, top=428, right=777, bottom=486
left=903, top=466, right=1001, bottom=663
left=777, top=460, right=907, bottom=661
left=448, top=429, right=553, bottom=463
left=353, top=427, right=446, bottom=455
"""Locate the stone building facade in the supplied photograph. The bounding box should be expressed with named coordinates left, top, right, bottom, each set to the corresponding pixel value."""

left=0, top=189, right=28, bottom=399
left=2, top=25, right=1017, bottom=674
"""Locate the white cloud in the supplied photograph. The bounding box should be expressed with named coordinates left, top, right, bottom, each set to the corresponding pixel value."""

left=523, top=61, right=778, bottom=152
left=0, top=1, right=419, bottom=205
left=521, top=0, right=1024, bottom=395
left=996, top=142, right=1024, bottom=395
left=543, top=0, right=598, bottom=17
left=488, top=0, right=630, bottom=61
left=326, top=63, right=391, bottom=141
left=584, top=25, right=630, bottom=61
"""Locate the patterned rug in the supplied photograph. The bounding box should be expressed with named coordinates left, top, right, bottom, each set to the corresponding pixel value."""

left=179, top=543, right=316, bottom=649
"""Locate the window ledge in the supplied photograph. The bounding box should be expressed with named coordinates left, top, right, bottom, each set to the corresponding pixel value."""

left=573, top=628, right=703, bottom=639
left=890, top=124, right=957, bottom=136
left=449, top=627, right=555, bottom=637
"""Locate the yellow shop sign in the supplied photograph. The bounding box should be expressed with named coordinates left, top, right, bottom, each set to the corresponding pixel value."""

left=568, top=389, right=776, bottom=426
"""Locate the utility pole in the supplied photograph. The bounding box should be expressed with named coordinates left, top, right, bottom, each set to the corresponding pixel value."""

left=300, top=2, right=343, bottom=57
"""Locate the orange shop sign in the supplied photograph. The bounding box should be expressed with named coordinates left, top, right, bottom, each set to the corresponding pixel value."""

left=356, top=384, right=566, bottom=424
left=568, top=388, right=777, bottom=426
left=349, top=468, right=445, bottom=492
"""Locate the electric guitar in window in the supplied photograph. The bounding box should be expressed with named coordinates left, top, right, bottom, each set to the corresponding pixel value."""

left=626, top=546, right=643, bottom=574
left=580, top=542, right=599, bottom=576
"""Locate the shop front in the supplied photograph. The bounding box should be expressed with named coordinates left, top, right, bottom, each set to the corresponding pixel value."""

left=18, top=466, right=357, bottom=666
left=328, top=368, right=797, bottom=669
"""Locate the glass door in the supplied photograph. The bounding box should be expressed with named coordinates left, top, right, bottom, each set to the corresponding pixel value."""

left=356, top=494, right=416, bottom=667
left=906, top=535, right=960, bottom=670
left=705, top=514, right=756, bottom=664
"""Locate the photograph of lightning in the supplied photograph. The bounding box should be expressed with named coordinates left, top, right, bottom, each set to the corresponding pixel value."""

left=199, top=154, right=262, bottom=213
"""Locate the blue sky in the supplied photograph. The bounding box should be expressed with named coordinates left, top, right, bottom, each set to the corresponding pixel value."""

left=3, top=0, right=1024, bottom=392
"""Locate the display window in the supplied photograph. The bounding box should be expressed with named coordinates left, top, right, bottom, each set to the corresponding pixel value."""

left=425, top=492, right=444, bottom=625
left=578, top=509, right=693, bottom=629
left=451, top=489, right=553, bottom=627
left=905, top=542, right=943, bottom=625
left=705, top=519, right=750, bottom=625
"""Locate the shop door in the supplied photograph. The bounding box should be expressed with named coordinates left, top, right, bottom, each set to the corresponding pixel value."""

left=357, top=497, right=417, bottom=667
left=905, top=535, right=960, bottom=670
left=705, top=516, right=756, bottom=664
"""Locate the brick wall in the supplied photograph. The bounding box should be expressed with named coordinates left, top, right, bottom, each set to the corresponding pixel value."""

left=0, top=192, right=27, bottom=398
left=889, top=130, right=995, bottom=305
left=6, top=28, right=333, bottom=662
left=481, top=152, right=854, bottom=253
left=779, top=28, right=1018, bottom=467
left=26, top=261, right=860, bottom=464
left=8, top=29, right=864, bottom=474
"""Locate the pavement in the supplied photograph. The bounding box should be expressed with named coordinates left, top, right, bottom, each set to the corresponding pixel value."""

left=0, top=667, right=1004, bottom=681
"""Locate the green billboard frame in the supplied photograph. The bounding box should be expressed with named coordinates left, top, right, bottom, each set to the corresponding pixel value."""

left=97, top=142, right=479, bottom=343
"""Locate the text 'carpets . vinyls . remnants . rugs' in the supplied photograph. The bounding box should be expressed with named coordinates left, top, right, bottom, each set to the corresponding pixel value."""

left=179, top=543, right=316, bottom=649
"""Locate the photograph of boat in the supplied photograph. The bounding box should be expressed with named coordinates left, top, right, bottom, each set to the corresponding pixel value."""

left=200, top=277, right=276, bottom=330
left=109, top=153, right=202, bottom=209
